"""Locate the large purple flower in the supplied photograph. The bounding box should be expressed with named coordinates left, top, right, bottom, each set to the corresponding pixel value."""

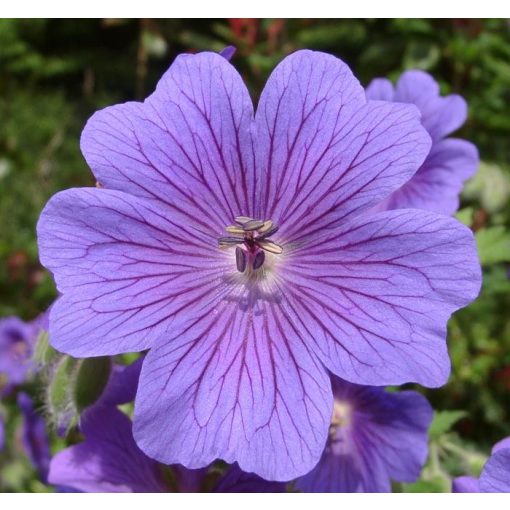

left=37, top=50, right=481, bottom=480
left=366, top=70, right=479, bottom=215
left=453, top=437, right=510, bottom=493
left=296, top=377, right=432, bottom=492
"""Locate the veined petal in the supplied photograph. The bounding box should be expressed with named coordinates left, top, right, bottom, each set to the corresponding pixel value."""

left=279, top=209, right=481, bottom=387
left=255, top=50, right=431, bottom=242
left=133, top=299, right=332, bottom=481
left=37, top=188, right=232, bottom=356
left=296, top=379, right=432, bottom=492
left=379, top=138, right=479, bottom=215
left=81, top=52, right=256, bottom=230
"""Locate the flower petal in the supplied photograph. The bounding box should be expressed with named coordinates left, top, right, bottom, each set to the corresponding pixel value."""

left=452, top=476, right=480, bottom=493
left=279, top=209, right=481, bottom=387
left=480, top=448, right=510, bottom=493
left=394, top=70, right=467, bottom=141
left=380, top=138, right=479, bottom=215
left=365, top=78, right=395, bottom=101
left=48, top=407, right=165, bottom=492
left=296, top=380, right=432, bottom=492
left=37, top=188, right=232, bottom=356
left=133, top=300, right=332, bottom=481
left=81, top=51, right=256, bottom=229
left=214, top=464, right=286, bottom=492
left=255, top=50, right=431, bottom=242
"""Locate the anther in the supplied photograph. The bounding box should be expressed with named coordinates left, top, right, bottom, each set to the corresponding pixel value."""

left=236, top=246, right=247, bottom=273
left=252, top=250, right=265, bottom=271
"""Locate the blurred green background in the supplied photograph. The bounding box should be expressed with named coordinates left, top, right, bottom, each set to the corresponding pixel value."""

left=1, top=19, right=510, bottom=492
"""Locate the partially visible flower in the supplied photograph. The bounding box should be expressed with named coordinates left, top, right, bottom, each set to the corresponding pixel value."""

left=17, top=392, right=51, bottom=482
left=366, top=70, right=479, bottom=215
left=49, top=362, right=285, bottom=493
left=37, top=49, right=481, bottom=480
left=453, top=437, right=510, bottom=493
left=296, top=378, right=432, bottom=492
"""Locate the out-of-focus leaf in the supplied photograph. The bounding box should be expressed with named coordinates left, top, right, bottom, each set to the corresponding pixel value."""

left=476, top=226, right=510, bottom=265
left=429, top=410, right=467, bottom=439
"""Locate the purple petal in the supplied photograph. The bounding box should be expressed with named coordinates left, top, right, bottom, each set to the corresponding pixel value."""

left=219, top=46, right=236, bottom=61
left=17, top=392, right=51, bottom=482
left=279, top=209, right=481, bottom=387
left=37, top=188, right=233, bottom=356
left=394, top=70, right=467, bottom=142
left=133, top=303, right=333, bottom=481
left=255, top=51, right=431, bottom=242
left=493, top=437, right=510, bottom=453
left=48, top=406, right=166, bottom=492
left=0, top=414, right=4, bottom=451
left=81, top=51, right=255, bottom=230
left=215, top=464, right=286, bottom=492
left=296, top=379, right=432, bottom=492
left=378, top=138, right=479, bottom=215
left=98, top=357, right=144, bottom=407
left=365, top=78, right=395, bottom=101
left=480, top=448, right=510, bottom=493
left=452, top=476, right=480, bottom=493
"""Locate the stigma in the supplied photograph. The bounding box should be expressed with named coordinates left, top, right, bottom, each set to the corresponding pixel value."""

left=218, top=216, right=283, bottom=273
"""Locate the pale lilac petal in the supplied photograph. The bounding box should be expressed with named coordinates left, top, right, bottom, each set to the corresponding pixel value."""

left=280, top=209, right=481, bottom=387
left=81, top=51, right=255, bottom=232
left=452, top=476, right=480, bottom=493
left=37, top=188, right=233, bottom=356
left=379, top=138, right=479, bottom=215
left=48, top=407, right=166, bottom=492
left=394, top=70, right=467, bottom=141
left=133, top=301, right=332, bottom=481
left=480, top=448, right=510, bottom=493
left=255, top=51, right=431, bottom=242
left=296, top=380, right=432, bottom=492
left=365, top=78, right=394, bottom=101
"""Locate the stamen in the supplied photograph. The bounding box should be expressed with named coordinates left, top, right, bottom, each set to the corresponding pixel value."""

left=218, top=237, right=243, bottom=248
left=235, top=216, right=253, bottom=225
left=257, top=220, right=274, bottom=234
left=242, top=219, right=265, bottom=231
left=236, top=246, right=247, bottom=273
left=258, top=239, right=283, bottom=254
left=252, top=250, right=265, bottom=270
left=257, top=225, right=279, bottom=239
left=226, top=225, right=246, bottom=235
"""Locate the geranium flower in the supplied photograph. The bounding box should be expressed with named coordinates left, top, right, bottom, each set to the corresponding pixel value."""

left=37, top=50, right=481, bottom=480
left=366, top=70, right=479, bottom=215
left=295, top=377, right=432, bottom=492
left=453, top=437, right=510, bottom=493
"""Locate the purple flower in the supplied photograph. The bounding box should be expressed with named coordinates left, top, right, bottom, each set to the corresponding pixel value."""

left=366, top=70, right=479, bottom=215
left=0, top=317, right=38, bottom=394
left=17, top=392, right=51, bottom=482
left=49, top=362, right=285, bottom=493
left=453, top=437, right=510, bottom=493
left=37, top=50, right=481, bottom=480
left=295, top=377, right=432, bottom=492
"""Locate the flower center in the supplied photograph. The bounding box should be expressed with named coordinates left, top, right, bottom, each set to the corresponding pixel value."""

left=329, top=400, right=353, bottom=440
left=218, top=216, right=283, bottom=273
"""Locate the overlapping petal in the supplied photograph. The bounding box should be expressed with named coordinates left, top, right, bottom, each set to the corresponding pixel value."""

left=133, top=299, right=332, bottom=481
left=296, top=379, right=432, bottom=492
left=37, top=188, right=233, bottom=355
left=279, top=209, right=481, bottom=386
left=256, top=51, right=431, bottom=242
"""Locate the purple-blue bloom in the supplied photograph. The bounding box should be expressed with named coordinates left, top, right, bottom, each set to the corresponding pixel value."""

left=37, top=50, right=481, bottom=480
left=17, top=392, right=51, bottom=482
left=366, top=70, right=479, bottom=215
left=453, top=437, right=510, bottom=493
left=0, top=317, right=37, bottom=393
left=296, top=377, right=432, bottom=492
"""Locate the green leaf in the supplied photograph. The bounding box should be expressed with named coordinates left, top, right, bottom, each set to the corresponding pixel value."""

left=429, top=410, right=467, bottom=439
left=475, top=226, right=510, bottom=265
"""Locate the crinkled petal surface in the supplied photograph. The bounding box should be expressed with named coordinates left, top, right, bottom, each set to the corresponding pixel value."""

left=480, top=448, right=510, bottom=493
left=279, top=209, right=481, bottom=387
left=48, top=406, right=166, bottom=493
left=296, top=378, right=432, bottom=492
